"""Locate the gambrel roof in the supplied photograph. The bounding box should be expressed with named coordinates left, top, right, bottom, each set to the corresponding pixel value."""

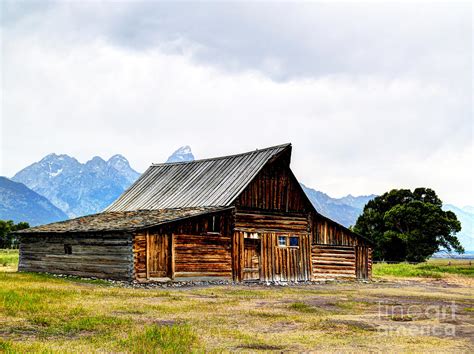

left=106, top=143, right=291, bottom=211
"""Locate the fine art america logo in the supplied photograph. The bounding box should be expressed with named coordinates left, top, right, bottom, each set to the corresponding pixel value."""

left=377, top=301, right=457, bottom=337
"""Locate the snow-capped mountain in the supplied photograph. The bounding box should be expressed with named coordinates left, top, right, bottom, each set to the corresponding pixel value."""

left=166, top=146, right=195, bottom=163
left=12, top=154, right=140, bottom=218
left=0, top=177, right=68, bottom=226
left=108, top=154, right=139, bottom=183
left=9, top=147, right=192, bottom=219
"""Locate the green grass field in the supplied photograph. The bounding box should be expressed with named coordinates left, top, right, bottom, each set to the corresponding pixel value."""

left=0, top=249, right=18, bottom=268
left=373, top=259, right=474, bottom=278
left=1, top=250, right=473, bottom=352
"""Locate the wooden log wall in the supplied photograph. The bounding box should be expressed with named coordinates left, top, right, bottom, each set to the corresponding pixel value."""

left=311, top=245, right=356, bottom=280
left=174, top=234, right=231, bottom=278
left=133, top=209, right=234, bottom=281
left=19, top=233, right=133, bottom=280
left=146, top=209, right=233, bottom=237
left=234, top=209, right=309, bottom=233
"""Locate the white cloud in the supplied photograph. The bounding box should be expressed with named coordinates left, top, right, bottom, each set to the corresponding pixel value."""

left=1, top=1, right=472, bottom=206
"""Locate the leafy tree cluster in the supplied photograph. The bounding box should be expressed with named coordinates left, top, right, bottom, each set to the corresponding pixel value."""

left=353, top=188, right=463, bottom=262
left=0, top=220, right=29, bottom=249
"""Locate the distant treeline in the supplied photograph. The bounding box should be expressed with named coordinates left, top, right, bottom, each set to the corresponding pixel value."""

left=0, top=220, right=29, bottom=249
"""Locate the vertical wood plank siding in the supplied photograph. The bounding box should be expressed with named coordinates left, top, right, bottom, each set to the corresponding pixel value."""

left=133, top=233, right=147, bottom=280
left=148, top=233, right=170, bottom=277
left=233, top=231, right=312, bottom=282
left=234, top=156, right=372, bottom=281
left=368, top=248, right=373, bottom=279
left=355, top=246, right=373, bottom=280
left=19, top=233, right=134, bottom=280
left=312, top=214, right=365, bottom=246
left=236, top=157, right=309, bottom=213
left=232, top=230, right=244, bottom=281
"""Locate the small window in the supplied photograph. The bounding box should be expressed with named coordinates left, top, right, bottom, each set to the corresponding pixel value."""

left=64, top=244, right=72, bottom=255
left=278, top=236, right=287, bottom=247
left=289, top=236, right=299, bottom=247
left=208, top=215, right=221, bottom=233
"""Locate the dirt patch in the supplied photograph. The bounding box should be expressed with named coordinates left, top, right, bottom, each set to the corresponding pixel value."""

left=0, top=327, right=38, bottom=341
left=235, top=343, right=285, bottom=350
left=152, top=319, right=177, bottom=327
left=261, top=321, right=299, bottom=333
left=320, top=319, right=378, bottom=332
left=302, top=297, right=345, bottom=311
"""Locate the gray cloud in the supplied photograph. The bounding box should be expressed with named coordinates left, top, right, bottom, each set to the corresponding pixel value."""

left=1, top=1, right=472, bottom=206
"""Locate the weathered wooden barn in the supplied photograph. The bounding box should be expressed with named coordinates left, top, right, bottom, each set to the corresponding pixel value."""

left=17, top=144, right=372, bottom=282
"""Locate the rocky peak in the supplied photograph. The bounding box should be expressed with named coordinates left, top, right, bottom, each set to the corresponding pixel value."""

left=166, top=146, right=195, bottom=163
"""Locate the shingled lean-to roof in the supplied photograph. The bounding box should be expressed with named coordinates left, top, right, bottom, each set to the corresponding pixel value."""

left=17, top=207, right=230, bottom=233
left=106, top=143, right=291, bottom=212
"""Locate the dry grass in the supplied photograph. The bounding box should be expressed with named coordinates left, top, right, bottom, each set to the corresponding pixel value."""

left=1, top=250, right=473, bottom=352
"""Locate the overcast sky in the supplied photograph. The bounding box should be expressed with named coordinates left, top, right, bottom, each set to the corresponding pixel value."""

left=1, top=1, right=472, bottom=206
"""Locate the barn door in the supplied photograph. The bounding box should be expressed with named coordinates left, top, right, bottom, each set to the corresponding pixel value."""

left=355, top=246, right=369, bottom=279
left=147, top=233, right=170, bottom=278
left=243, top=238, right=260, bottom=281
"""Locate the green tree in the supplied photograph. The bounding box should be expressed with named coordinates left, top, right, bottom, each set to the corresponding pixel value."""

left=0, top=220, right=30, bottom=249
left=353, top=188, right=463, bottom=262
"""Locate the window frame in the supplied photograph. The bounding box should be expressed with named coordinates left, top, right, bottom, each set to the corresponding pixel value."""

left=289, top=236, right=300, bottom=248
left=277, top=235, right=288, bottom=247
left=207, top=215, right=221, bottom=235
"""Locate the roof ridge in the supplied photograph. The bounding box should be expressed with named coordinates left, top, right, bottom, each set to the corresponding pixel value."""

left=151, top=143, right=291, bottom=166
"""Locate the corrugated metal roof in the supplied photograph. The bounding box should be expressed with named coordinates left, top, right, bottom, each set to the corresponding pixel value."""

left=16, top=207, right=230, bottom=233
left=106, top=143, right=291, bottom=211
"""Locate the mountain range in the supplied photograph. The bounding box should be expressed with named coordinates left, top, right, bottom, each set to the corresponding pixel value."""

left=0, top=177, right=68, bottom=225
left=1, top=146, right=472, bottom=250
left=12, top=154, right=140, bottom=218
left=300, top=185, right=376, bottom=227
left=442, top=204, right=474, bottom=251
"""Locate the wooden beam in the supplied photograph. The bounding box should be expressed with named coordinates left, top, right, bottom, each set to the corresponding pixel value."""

left=146, top=230, right=150, bottom=280
left=170, top=233, right=175, bottom=280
